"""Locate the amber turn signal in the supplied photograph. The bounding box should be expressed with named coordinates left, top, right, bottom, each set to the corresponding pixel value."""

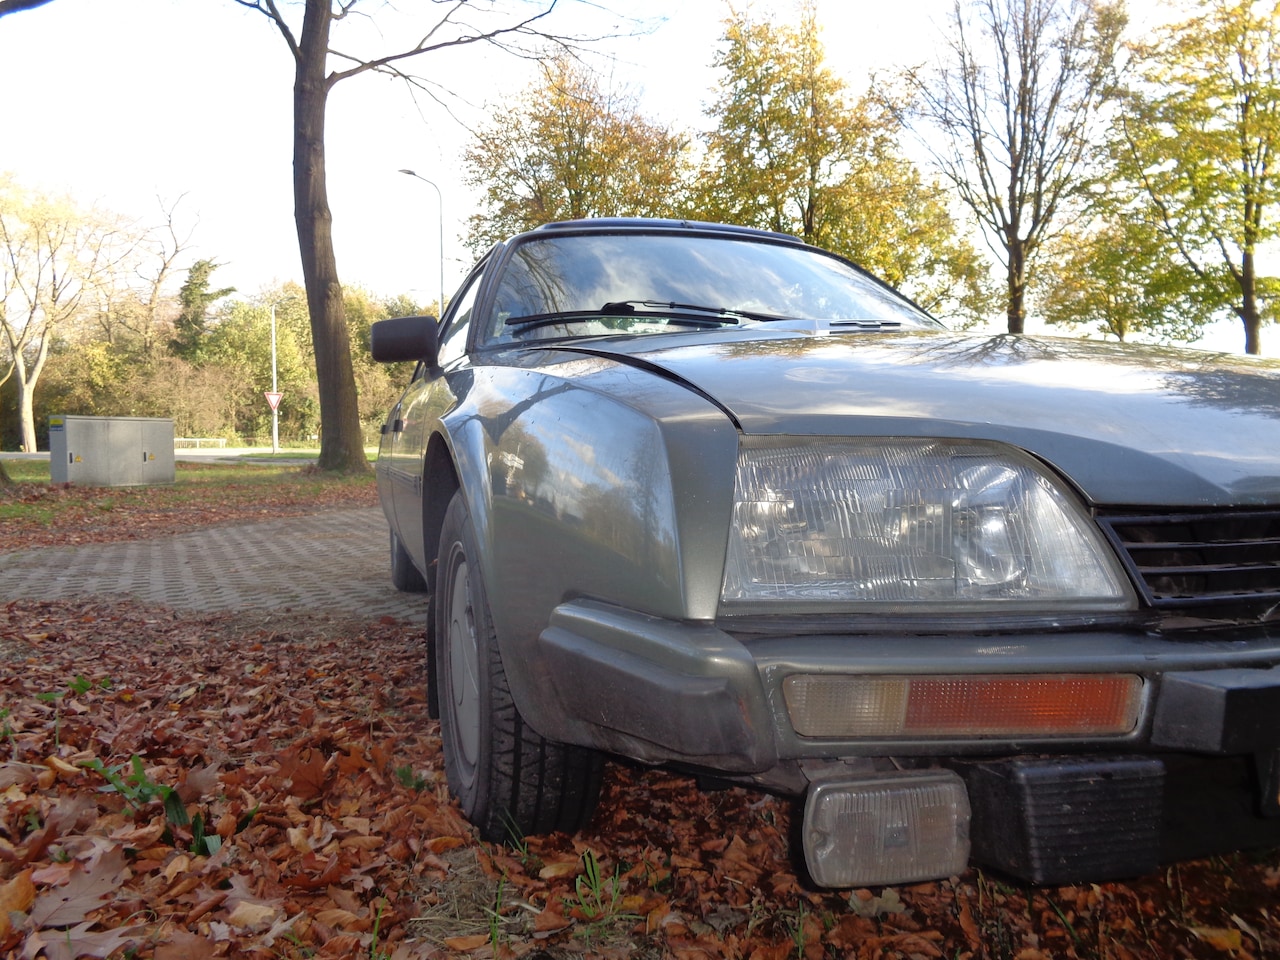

left=784, top=673, right=1143, bottom=738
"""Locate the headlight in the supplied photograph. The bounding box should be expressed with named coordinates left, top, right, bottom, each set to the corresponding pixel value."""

left=721, top=439, right=1134, bottom=610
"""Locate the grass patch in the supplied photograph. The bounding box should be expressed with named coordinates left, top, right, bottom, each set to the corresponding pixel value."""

left=3, top=458, right=51, bottom=483
left=0, top=458, right=378, bottom=550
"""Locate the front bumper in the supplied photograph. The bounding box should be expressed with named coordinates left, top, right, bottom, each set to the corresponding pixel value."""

left=533, top=599, right=1280, bottom=884
left=534, top=599, right=1280, bottom=771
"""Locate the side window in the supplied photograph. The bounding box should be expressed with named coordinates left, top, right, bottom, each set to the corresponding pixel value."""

left=437, top=270, right=483, bottom=367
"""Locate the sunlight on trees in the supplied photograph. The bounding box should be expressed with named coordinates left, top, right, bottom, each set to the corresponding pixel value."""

left=695, top=3, right=994, bottom=324
left=907, top=0, right=1126, bottom=333
left=0, top=178, right=139, bottom=451
left=170, top=259, right=236, bottom=361
left=463, top=54, right=690, bottom=252
left=2, top=185, right=415, bottom=452
left=1117, top=0, right=1280, bottom=355
left=1040, top=216, right=1214, bottom=342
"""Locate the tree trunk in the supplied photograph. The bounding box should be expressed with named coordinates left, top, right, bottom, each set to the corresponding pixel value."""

left=292, top=0, right=370, bottom=473
left=0, top=459, right=11, bottom=488
left=1241, top=248, right=1262, bottom=356
left=8, top=333, right=47, bottom=453
left=1006, top=237, right=1027, bottom=335
left=18, top=378, right=36, bottom=453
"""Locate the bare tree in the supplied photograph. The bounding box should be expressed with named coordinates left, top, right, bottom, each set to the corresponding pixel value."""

left=92, top=197, right=196, bottom=357
left=1, top=181, right=138, bottom=452
left=908, top=0, right=1125, bottom=332
left=232, top=0, right=615, bottom=472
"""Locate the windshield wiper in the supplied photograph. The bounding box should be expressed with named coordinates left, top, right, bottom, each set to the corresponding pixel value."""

left=505, top=302, right=747, bottom=334
left=602, top=300, right=792, bottom=324
left=504, top=309, right=613, bottom=331
left=830, top=319, right=904, bottom=330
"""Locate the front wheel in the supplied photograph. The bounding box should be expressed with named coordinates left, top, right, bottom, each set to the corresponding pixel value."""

left=435, top=491, right=603, bottom=841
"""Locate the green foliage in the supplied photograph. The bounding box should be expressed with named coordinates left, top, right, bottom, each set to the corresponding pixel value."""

left=697, top=3, right=994, bottom=325
left=463, top=53, right=691, bottom=251
left=1117, top=0, right=1280, bottom=354
left=394, top=764, right=426, bottom=791
left=1039, top=214, right=1218, bottom=343
left=169, top=259, right=235, bottom=360
left=565, top=848, right=637, bottom=939
left=81, top=755, right=183, bottom=820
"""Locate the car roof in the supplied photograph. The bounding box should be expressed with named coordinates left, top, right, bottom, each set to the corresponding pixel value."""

left=526, top=217, right=805, bottom=245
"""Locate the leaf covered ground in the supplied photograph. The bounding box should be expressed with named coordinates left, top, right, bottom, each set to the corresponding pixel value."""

left=2, top=464, right=1280, bottom=959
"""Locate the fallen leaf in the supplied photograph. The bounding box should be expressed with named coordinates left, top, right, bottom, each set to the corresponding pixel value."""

left=538, top=859, right=580, bottom=880
left=444, top=933, right=490, bottom=950
left=0, top=869, right=35, bottom=938
left=226, top=899, right=280, bottom=932
left=1189, top=926, right=1243, bottom=952
left=28, top=858, right=121, bottom=928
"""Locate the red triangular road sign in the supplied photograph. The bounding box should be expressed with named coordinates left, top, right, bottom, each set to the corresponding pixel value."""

left=265, top=391, right=283, bottom=411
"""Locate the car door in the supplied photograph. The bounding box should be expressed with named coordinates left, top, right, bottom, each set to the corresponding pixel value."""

left=387, top=267, right=485, bottom=573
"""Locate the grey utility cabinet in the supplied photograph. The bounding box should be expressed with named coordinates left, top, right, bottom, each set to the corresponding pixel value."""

left=48, top=415, right=176, bottom=486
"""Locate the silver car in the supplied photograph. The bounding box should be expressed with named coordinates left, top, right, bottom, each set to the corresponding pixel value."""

left=373, top=218, right=1280, bottom=887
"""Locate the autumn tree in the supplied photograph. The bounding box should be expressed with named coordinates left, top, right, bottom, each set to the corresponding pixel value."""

left=696, top=4, right=993, bottom=323
left=908, top=0, right=1125, bottom=332
left=0, top=179, right=135, bottom=451
left=1117, top=0, right=1280, bottom=355
left=1039, top=215, right=1213, bottom=342
left=463, top=54, right=690, bottom=251
left=233, top=0, right=620, bottom=472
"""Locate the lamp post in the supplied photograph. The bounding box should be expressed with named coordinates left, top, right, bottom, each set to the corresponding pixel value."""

left=398, top=168, right=446, bottom=316
left=268, top=296, right=297, bottom=454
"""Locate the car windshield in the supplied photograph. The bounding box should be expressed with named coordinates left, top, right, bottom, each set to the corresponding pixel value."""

left=482, top=232, right=939, bottom=344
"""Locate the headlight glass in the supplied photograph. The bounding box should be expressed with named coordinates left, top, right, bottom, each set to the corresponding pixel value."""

left=722, top=439, right=1133, bottom=609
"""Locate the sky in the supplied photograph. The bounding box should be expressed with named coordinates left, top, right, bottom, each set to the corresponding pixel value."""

left=0, top=0, right=1268, bottom=356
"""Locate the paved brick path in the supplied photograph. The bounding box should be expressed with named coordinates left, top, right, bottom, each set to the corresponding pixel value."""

left=0, top=507, right=426, bottom=622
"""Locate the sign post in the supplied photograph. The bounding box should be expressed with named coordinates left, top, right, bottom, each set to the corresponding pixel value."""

left=265, top=391, right=283, bottom=454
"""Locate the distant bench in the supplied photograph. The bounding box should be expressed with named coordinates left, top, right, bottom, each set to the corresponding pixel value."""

left=174, top=438, right=228, bottom=449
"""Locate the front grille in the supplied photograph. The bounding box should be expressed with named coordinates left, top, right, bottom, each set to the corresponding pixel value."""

left=1098, top=509, right=1280, bottom=610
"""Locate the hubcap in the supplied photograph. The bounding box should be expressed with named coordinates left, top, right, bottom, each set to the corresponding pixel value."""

left=447, top=552, right=481, bottom=776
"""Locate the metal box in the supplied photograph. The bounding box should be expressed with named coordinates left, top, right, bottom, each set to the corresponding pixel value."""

left=48, top=415, right=175, bottom=486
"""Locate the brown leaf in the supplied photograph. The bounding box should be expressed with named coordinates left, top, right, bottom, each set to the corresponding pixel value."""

left=284, top=750, right=328, bottom=800
left=538, top=858, right=581, bottom=880
left=28, top=852, right=124, bottom=928
left=533, top=901, right=572, bottom=934
left=0, top=869, right=35, bottom=938
left=314, top=907, right=365, bottom=930
left=19, top=921, right=146, bottom=960
left=444, top=933, right=491, bottom=950
left=1189, top=927, right=1243, bottom=952
left=226, top=899, right=281, bottom=932
left=152, top=929, right=221, bottom=960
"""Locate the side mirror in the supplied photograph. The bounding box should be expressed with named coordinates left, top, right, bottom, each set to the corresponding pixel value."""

left=371, top=315, right=440, bottom=364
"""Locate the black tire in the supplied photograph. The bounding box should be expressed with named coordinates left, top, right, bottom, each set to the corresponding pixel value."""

left=390, top=529, right=429, bottom=593
left=435, top=491, right=603, bottom=841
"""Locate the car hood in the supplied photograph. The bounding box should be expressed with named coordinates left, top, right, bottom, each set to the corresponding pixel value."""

left=557, top=329, right=1280, bottom=507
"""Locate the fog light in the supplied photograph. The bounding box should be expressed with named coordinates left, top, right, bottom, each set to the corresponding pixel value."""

left=803, top=770, right=971, bottom=887
left=784, top=674, right=1142, bottom=738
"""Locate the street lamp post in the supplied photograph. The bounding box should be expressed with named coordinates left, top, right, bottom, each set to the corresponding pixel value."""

left=398, top=168, right=445, bottom=316
left=268, top=297, right=296, bottom=455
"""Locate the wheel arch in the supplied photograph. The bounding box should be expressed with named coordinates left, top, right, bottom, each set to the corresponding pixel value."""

left=421, top=431, right=461, bottom=597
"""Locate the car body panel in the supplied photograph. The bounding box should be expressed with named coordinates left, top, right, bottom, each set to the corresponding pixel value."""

left=559, top=330, right=1280, bottom=506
